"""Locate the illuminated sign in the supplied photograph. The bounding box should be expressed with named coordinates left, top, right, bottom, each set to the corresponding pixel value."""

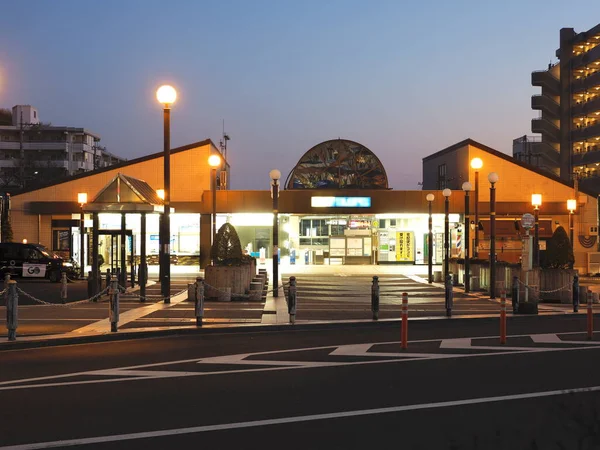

left=311, top=197, right=371, bottom=208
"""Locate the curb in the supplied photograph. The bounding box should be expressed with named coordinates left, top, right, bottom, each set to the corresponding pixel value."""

left=0, top=311, right=588, bottom=351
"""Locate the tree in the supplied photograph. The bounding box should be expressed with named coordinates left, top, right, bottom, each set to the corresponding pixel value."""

left=541, top=226, right=574, bottom=269
left=0, top=109, right=11, bottom=126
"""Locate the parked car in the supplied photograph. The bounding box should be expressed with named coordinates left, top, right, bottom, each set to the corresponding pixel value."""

left=0, top=242, right=71, bottom=282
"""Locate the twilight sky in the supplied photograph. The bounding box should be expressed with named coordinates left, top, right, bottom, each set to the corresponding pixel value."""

left=1, top=1, right=599, bottom=190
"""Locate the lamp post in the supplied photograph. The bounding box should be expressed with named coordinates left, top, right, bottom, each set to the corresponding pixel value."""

left=270, top=169, right=281, bottom=297
left=462, top=182, right=472, bottom=293
left=156, top=85, right=176, bottom=303
left=442, top=188, right=452, bottom=316
left=77, top=192, right=87, bottom=278
left=567, top=198, right=577, bottom=249
left=470, top=158, right=483, bottom=257
left=531, top=193, right=542, bottom=267
left=208, top=154, right=221, bottom=263
left=488, top=172, right=499, bottom=299
left=426, top=193, right=435, bottom=283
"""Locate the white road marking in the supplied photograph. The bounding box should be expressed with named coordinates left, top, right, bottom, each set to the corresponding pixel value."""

left=4, top=384, right=600, bottom=449
left=3, top=332, right=600, bottom=392
left=531, top=333, right=562, bottom=343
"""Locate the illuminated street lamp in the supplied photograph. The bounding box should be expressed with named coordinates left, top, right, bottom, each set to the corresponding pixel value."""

left=426, top=193, right=435, bottom=283
left=443, top=188, right=452, bottom=316
left=488, top=172, right=499, bottom=299
left=470, top=157, right=483, bottom=257
left=77, top=192, right=87, bottom=278
left=156, top=84, right=176, bottom=303
left=208, top=154, right=222, bottom=257
left=531, top=193, right=542, bottom=268
left=462, top=182, right=473, bottom=293
left=567, top=198, right=577, bottom=249
left=270, top=169, right=281, bottom=297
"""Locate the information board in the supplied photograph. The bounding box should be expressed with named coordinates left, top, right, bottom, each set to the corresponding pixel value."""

left=396, top=231, right=415, bottom=262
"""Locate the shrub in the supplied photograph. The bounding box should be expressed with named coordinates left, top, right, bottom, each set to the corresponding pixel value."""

left=541, top=225, right=574, bottom=269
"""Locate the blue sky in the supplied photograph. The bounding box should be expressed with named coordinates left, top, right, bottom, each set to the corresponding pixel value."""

left=1, top=1, right=600, bottom=189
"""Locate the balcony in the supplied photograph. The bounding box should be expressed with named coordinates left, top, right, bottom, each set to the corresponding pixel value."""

left=0, top=142, right=68, bottom=151
left=572, top=144, right=600, bottom=166
left=532, top=70, right=560, bottom=95
left=571, top=96, right=600, bottom=117
left=572, top=122, right=600, bottom=140
left=531, top=117, right=560, bottom=142
left=572, top=45, right=600, bottom=70
left=531, top=94, right=560, bottom=117
left=572, top=70, right=600, bottom=93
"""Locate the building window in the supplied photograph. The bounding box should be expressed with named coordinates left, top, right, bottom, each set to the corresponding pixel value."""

left=437, top=164, right=447, bottom=189
left=300, top=219, right=331, bottom=246
left=53, top=230, right=70, bottom=251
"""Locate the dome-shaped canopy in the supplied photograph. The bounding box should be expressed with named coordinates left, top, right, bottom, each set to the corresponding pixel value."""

left=285, top=139, right=388, bottom=190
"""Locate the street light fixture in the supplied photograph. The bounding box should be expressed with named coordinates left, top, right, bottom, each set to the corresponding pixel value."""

left=488, top=172, right=499, bottom=299
left=470, top=157, right=483, bottom=257
left=462, top=182, right=472, bottom=293
left=426, top=193, right=435, bottom=283
left=156, top=84, right=176, bottom=303
left=270, top=169, right=281, bottom=297
left=77, top=192, right=87, bottom=278
left=208, top=154, right=222, bottom=259
left=442, top=188, right=452, bottom=316
left=531, top=193, right=542, bottom=267
left=567, top=198, right=576, bottom=250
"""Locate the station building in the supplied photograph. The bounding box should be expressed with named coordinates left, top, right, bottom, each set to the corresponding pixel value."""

left=7, top=138, right=599, bottom=276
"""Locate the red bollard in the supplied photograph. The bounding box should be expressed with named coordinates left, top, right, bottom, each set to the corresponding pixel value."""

left=500, top=289, right=506, bottom=345
left=588, top=289, right=594, bottom=340
left=401, top=292, right=408, bottom=349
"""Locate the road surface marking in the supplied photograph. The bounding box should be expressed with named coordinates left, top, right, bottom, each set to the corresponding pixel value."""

left=3, top=384, right=600, bottom=449
left=3, top=332, right=600, bottom=391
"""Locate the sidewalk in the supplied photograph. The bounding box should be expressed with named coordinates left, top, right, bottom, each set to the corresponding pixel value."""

left=0, top=263, right=593, bottom=349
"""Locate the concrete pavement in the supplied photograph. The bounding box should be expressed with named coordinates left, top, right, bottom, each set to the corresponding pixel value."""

left=0, top=262, right=597, bottom=349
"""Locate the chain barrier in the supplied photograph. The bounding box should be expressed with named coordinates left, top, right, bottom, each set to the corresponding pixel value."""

left=516, top=278, right=571, bottom=294
left=117, top=284, right=187, bottom=302
left=15, top=286, right=110, bottom=307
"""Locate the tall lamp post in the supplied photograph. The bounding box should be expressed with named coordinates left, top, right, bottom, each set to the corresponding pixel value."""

left=426, top=193, right=435, bottom=283
left=77, top=192, right=87, bottom=278
left=531, top=193, right=542, bottom=267
left=567, top=198, right=576, bottom=249
left=470, top=158, right=483, bottom=257
left=462, top=182, right=472, bottom=293
left=488, top=172, right=499, bottom=299
left=442, top=188, right=452, bottom=316
left=270, top=169, right=281, bottom=297
left=156, top=85, right=176, bottom=303
left=208, top=154, right=221, bottom=263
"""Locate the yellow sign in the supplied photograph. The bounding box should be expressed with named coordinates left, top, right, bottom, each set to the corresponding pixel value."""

left=396, top=231, right=414, bottom=262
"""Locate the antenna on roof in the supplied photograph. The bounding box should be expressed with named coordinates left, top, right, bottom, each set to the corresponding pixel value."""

left=219, top=119, right=230, bottom=161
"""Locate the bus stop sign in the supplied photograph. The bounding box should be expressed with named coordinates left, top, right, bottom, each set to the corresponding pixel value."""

left=521, top=213, right=535, bottom=230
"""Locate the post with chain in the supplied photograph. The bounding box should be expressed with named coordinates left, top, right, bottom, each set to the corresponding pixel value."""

left=4, top=273, right=10, bottom=304
left=110, top=279, right=119, bottom=333
left=60, top=272, right=68, bottom=304
left=511, top=275, right=519, bottom=314
left=6, top=280, right=18, bottom=341
left=500, top=289, right=507, bottom=345
left=195, top=277, right=204, bottom=327
left=105, top=269, right=111, bottom=293
left=587, top=289, right=593, bottom=340
left=445, top=274, right=453, bottom=317
left=288, top=276, right=297, bottom=324
left=573, top=273, right=579, bottom=313
left=401, top=292, right=408, bottom=349
left=371, top=276, right=380, bottom=320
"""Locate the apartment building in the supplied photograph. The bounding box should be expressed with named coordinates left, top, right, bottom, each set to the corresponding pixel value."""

left=0, top=105, right=125, bottom=190
left=527, top=23, right=600, bottom=193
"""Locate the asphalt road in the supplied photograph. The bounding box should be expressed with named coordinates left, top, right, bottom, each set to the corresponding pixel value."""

left=2, top=316, right=600, bottom=449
